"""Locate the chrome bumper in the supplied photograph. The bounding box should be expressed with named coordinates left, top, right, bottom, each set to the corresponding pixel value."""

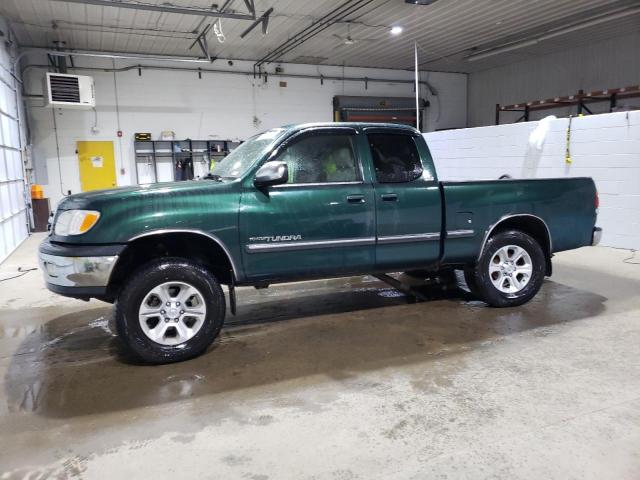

left=592, top=227, right=603, bottom=246
left=39, top=252, right=118, bottom=287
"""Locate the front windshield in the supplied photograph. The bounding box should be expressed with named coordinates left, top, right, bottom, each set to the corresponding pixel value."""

left=211, top=128, right=286, bottom=179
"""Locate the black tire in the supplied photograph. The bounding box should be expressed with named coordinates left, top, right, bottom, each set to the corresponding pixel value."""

left=115, top=257, right=226, bottom=364
left=470, top=230, right=545, bottom=307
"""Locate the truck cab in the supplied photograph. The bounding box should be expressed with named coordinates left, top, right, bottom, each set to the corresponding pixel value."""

left=239, top=123, right=442, bottom=282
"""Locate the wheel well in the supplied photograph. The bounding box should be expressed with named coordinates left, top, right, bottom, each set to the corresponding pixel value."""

left=108, top=232, right=235, bottom=296
left=485, top=216, right=553, bottom=275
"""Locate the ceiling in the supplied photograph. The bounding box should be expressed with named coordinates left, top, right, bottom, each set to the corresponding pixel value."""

left=1, top=0, right=639, bottom=73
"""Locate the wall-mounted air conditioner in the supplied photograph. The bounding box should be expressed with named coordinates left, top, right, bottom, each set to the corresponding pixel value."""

left=44, top=72, right=95, bottom=109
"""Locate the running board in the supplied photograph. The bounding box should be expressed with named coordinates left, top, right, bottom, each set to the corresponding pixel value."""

left=373, top=274, right=428, bottom=302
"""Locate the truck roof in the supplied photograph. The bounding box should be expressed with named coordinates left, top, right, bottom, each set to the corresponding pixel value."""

left=282, top=122, right=420, bottom=134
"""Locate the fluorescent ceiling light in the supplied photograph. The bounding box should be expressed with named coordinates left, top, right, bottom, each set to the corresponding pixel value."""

left=467, top=5, right=640, bottom=62
left=390, top=26, right=403, bottom=35
left=405, top=0, right=439, bottom=5
left=467, top=39, right=538, bottom=62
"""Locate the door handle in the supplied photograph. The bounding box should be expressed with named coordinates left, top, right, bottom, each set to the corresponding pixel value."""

left=381, top=193, right=398, bottom=202
left=346, top=195, right=366, bottom=204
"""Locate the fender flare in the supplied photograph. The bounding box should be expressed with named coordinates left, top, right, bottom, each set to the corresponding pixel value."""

left=478, top=214, right=553, bottom=272
left=128, top=229, right=242, bottom=281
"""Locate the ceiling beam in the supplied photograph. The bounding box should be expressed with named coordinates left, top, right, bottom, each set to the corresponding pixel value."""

left=188, top=24, right=214, bottom=62
left=243, top=0, right=256, bottom=17
left=240, top=7, right=273, bottom=39
left=50, top=0, right=257, bottom=20
left=219, top=0, right=235, bottom=13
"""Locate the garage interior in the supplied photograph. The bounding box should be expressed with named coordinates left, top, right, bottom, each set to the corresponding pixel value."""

left=0, top=0, right=639, bottom=478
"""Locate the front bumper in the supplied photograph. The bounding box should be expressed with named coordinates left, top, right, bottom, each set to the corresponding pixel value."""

left=592, top=227, right=603, bottom=246
left=39, top=252, right=118, bottom=287
left=38, top=239, right=124, bottom=299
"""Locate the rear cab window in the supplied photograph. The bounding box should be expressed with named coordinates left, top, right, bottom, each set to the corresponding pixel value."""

left=367, top=133, right=423, bottom=183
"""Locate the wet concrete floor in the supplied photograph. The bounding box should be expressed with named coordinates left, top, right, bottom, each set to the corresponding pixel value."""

left=1, top=234, right=639, bottom=479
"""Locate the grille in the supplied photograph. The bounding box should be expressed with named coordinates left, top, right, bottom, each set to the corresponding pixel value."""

left=49, top=75, right=80, bottom=103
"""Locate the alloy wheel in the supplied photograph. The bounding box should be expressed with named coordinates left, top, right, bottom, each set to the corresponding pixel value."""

left=488, top=245, right=533, bottom=294
left=138, top=281, right=207, bottom=346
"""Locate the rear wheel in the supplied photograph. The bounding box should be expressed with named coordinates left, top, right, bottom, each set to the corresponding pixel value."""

left=115, top=257, right=225, bottom=364
left=470, top=230, right=545, bottom=307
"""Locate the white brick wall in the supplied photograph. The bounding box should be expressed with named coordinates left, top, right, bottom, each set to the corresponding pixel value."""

left=425, top=111, right=640, bottom=250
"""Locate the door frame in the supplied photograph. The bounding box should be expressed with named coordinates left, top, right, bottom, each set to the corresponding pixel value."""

left=238, top=126, right=376, bottom=281
left=361, top=127, right=443, bottom=271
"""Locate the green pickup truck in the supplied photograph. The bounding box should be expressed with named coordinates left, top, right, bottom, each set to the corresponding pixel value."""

left=39, top=122, right=601, bottom=363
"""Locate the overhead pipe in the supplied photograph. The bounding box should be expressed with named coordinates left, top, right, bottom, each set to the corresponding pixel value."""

left=24, top=47, right=212, bottom=64
left=256, top=0, right=363, bottom=63
left=20, top=48, right=439, bottom=109
left=255, top=0, right=372, bottom=67
left=21, top=62, right=435, bottom=90
left=255, top=0, right=376, bottom=68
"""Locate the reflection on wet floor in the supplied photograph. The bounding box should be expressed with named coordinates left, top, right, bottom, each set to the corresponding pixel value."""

left=0, top=274, right=606, bottom=420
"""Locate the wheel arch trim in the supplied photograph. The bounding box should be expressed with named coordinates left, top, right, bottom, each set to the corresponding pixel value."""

left=127, top=229, right=241, bottom=281
left=478, top=214, right=552, bottom=262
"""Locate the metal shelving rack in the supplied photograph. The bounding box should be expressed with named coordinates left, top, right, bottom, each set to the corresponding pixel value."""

left=495, top=84, right=640, bottom=124
left=134, top=139, right=241, bottom=184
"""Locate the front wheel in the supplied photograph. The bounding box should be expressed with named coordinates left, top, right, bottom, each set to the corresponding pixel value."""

left=469, top=230, right=546, bottom=307
left=115, top=257, right=226, bottom=364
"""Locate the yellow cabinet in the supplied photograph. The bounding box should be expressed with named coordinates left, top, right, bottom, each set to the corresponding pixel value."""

left=77, top=141, right=117, bottom=192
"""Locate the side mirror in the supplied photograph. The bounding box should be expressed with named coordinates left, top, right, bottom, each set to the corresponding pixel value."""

left=254, top=161, right=288, bottom=188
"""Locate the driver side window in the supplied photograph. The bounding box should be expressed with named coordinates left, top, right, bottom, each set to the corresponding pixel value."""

left=275, top=132, right=360, bottom=184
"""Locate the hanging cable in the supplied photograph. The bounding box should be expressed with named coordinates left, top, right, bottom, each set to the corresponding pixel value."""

left=565, top=116, right=573, bottom=164
left=91, top=106, right=98, bottom=133
left=51, top=108, right=67, bottom=196
left=213, top=19, right=226, bottom=43
left=112, top=59, right=124, bottom=175
left=0, top=267, right=38, bottom=283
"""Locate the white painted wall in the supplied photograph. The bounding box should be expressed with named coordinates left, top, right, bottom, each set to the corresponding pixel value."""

left=0, top=16, right=28, bottom=264
left=468, top=31, right=640, bottom=127
left=23, top=55, right=467, bottom=207
left=424, top=111, right=640, bottom=250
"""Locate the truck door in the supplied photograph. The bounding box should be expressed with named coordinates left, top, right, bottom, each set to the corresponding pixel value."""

left=240, top=128, right=375, bottom=281
left=365, top=130, right=442, bottom=270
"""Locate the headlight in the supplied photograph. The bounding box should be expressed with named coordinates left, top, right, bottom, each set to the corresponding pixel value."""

left=54, top=210, right=101, bottom=236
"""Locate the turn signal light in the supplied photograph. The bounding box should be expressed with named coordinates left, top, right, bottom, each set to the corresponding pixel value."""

left=79, top=212, right=100, bottom=233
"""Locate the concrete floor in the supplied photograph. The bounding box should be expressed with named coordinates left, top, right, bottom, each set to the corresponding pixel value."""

left=1, top=233, right=639, bottom=479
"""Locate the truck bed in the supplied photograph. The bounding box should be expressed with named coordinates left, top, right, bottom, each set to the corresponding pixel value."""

left=440, top=177, right=598, bottom=264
